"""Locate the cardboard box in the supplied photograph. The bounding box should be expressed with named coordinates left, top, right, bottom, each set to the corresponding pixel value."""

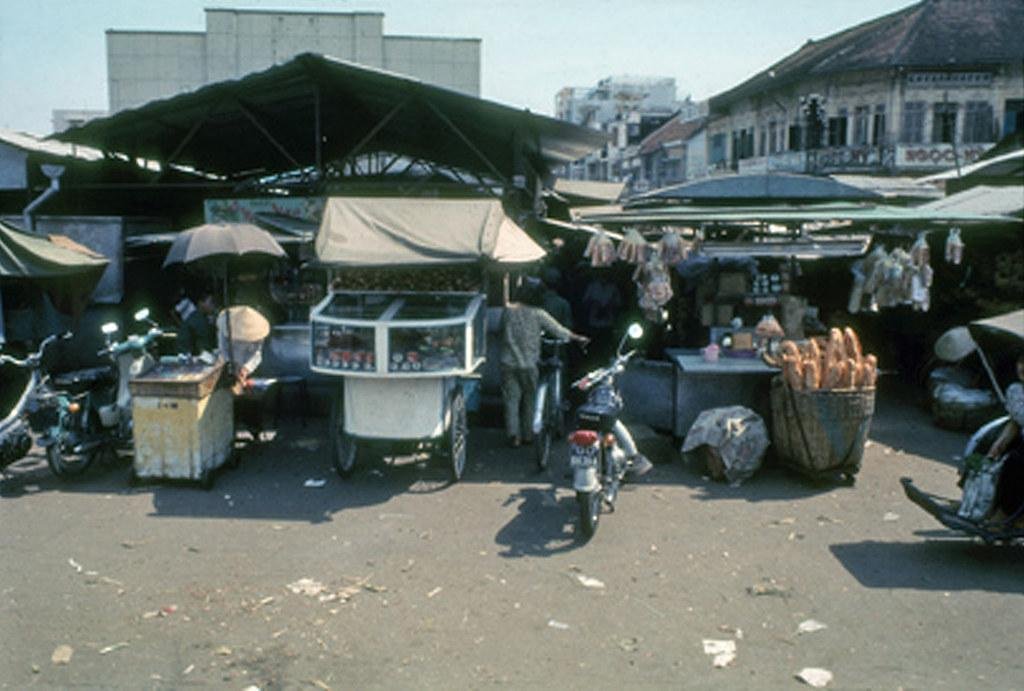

left=732, top=331, right=754, bottom=349
left=717, top=272, right=748, bottom=297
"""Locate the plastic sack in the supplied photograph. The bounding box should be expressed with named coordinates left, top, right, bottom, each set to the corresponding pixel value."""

left=584, top=231, right=616, bottom=268
left=957, top=453, right=1005, bottom=521
left=945, top=227, right=964, bottom=265
left=682, top=406, right=769, bottom=484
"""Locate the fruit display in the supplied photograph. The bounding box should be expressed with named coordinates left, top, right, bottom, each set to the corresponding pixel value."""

left=388, top=325, right=464, bottom=373
left=770, top=326, right=877, bottom=391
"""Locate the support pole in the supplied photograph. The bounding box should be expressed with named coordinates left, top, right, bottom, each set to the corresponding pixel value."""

left=422, top=97, right=508, bottom=185
left=234, top=99, right=303, bottom=170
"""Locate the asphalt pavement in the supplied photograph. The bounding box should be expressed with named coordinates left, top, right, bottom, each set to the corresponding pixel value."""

left=1, top=384, right=1022, bottom=689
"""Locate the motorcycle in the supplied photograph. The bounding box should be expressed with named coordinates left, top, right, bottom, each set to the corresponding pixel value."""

left=901, top=309, right=1024, bottom=544
left=568, top=322, right=647, bottom=539
left=42, top=309, right=162, bottom=474
left=0, top=332, right=69, bottom=474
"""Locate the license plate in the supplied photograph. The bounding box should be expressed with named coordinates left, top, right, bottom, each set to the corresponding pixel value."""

left=570, top=444, right=598, bottom=468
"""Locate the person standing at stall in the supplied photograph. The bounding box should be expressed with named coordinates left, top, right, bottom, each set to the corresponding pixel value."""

left=175, top=289, right=217, bottom=355
left=500, top=280, right=589, bottom=448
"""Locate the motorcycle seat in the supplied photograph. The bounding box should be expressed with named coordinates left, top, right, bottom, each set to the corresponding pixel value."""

left=52, top=366, right=116, bottom=393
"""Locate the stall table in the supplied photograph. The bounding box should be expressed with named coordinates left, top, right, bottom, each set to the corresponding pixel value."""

left=129, top=361, right=234, bottom=487
left=665, top=348, right=778, bottom=440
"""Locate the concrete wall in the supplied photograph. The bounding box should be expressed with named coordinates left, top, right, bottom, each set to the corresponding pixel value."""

left=107, top=32, right=206, bottom=112
left=0, top=142, right=28, bottom=190
left=107, top=10, right=481, bottom=113
left=205, top=10, right=384, bottom=83
left=383, top=36, right=480, bottom=95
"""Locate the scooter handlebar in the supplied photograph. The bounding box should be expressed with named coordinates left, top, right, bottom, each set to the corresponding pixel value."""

left=0, top=332, right=68, bottom=368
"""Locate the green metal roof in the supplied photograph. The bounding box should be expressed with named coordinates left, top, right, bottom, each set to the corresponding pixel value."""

left=576, top=202, right=1021, bottom=226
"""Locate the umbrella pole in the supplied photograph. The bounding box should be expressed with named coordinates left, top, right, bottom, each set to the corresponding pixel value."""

left=223, top=266, right=235, bottom=377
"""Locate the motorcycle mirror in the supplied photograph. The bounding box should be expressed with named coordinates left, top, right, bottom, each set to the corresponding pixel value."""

left=134, top=308, right=151, bottom=322
left=627, top=323, right=644, bottom=340
left=100, top=322, right=119, bottom=336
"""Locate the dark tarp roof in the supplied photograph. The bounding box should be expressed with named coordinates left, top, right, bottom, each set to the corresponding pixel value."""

left=711, top=0, right=1024, bottom=110
left=0, top=220, right=109, bottom=281
left=630, top=173, right=881, bottom=205
left=50, top=53, right=606, bottom=182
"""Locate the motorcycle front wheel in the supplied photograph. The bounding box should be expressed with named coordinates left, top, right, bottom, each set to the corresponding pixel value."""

left=46, top=444, right=92, bottom=478
left=535, top=426, right=552, bottom=471
left=576, top=489, right=601, bottom=538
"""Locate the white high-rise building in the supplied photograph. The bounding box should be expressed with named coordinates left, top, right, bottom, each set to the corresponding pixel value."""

left=555, top=76, right=690, bottom=182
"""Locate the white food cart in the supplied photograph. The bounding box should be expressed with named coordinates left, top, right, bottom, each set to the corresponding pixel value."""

left=310, top=290, right=485, bottom=480
left=310, top=196, right=546, bottom=481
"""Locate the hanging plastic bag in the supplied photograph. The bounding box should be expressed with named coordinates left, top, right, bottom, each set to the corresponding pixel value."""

left=617, top=228, right=647, bottom=264
left=584, top=230, right=616, bottom=268
left=658, top=228, right=687, bottom=265
left=945, top=227, right=964, bottom=265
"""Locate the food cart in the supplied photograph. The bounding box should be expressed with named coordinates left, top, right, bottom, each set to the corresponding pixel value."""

left=310, top=196, right=546, bottom=481
left=311, top=290, right=485, bottom=480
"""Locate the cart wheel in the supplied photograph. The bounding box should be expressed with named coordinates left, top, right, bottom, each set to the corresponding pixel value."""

left=332, top=431, right=358, bottom=478
left=446, top=391, right=468, bottom=482
left=329, top=392, right=357, bottom=478
left=228, top=447, right=242, bottom=470
left=127, top=466, right=139, bottom=487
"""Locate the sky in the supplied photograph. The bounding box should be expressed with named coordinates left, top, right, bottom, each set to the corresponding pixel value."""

left=0, top=0, right=916, bottom=136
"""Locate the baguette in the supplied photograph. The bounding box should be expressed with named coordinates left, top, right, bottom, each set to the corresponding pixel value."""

left=803, top=357, right=821, bottom=390
left=782, top=355, right=803, bottom=390
left=843, top=327, right=863, bottom=364
left=861, top=354, right=878, bottom=388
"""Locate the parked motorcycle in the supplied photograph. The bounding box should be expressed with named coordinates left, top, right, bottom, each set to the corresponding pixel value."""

left=0, top=332, right=69, bottom=474
left=568, top=322, right=647, bottom=539
left=42, top=309, right=162, bottom=474
left=901, top=310, right=1024, bottom=544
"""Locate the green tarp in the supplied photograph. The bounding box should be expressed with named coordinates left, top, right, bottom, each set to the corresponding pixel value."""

left=1, top=220, right=108, bottom=281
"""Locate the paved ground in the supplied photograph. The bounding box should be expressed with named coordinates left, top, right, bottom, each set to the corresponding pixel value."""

left=1, top=384, right=1022, bottom=690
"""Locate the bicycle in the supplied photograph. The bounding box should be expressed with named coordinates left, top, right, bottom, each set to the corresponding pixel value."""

left=532, top=336, right=570, bottom=470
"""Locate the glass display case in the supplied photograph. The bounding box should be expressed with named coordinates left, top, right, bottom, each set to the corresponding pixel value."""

left=309, top=291, right=486, bottom=377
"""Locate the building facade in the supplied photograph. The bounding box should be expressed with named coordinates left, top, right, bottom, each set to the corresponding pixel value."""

left=703, top=0, right=1024, bottom=177
left=627, top=112, right=709, bottom=194
left=106, top=9, right=480, bottom=113
left=555, top=76, right=695, bottom=182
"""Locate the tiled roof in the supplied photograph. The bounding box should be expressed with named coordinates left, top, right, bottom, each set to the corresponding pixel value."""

left=638, top=117, right=707, bottom=156
left=711, top=0, right=1024, bottom=110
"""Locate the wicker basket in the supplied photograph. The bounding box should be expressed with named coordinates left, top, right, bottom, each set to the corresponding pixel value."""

left=770, top=376, right=875, bottom=479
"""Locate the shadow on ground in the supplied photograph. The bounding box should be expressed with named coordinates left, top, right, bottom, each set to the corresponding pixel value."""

left=830, top=539, right=1024, bottom=594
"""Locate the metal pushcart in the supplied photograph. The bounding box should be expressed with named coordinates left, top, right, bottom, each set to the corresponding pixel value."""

left=310, top=290, right=486, bottom=481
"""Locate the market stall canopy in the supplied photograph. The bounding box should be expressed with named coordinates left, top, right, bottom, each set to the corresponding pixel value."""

left=0, top=220, right=108, bottom=282
left=576, top=201, right=1021, bottom=226
left=552, top=179, right=626, bottom=205
left=315, top=197, right=545, bottom=266
left=919, top=185, right=1024, bottom=218
left=918, top=149, right=1024, bottom=184
left=830, top=174, right=942, bottom=202
left=49, top=53, right=607, bottom=183
left=628, top=173, right=881, bottom=206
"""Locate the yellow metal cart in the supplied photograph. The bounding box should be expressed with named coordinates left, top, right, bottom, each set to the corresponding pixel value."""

left=129, top=361, right=235, bottom=488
